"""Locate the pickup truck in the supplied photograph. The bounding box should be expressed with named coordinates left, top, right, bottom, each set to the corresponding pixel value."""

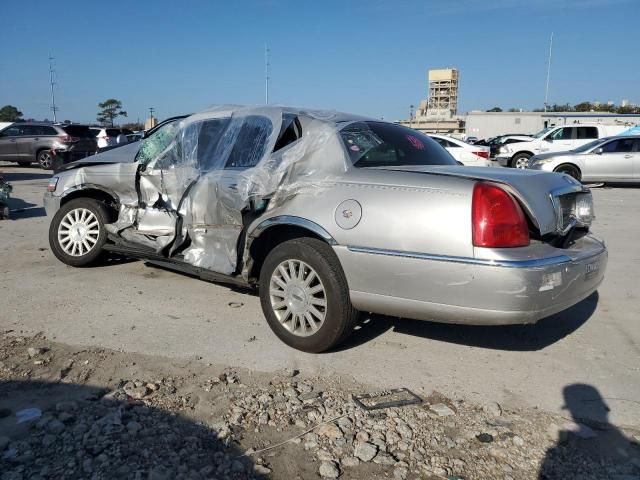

left=496, top=124, right=627, bottom=168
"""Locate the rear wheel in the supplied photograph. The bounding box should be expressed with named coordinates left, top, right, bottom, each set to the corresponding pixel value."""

left=49, top=198, right=109, bottom=267
left=259, top=237, right=359, bottom=353
left=554, top=164, right=581, bottom=181
left=37, top=150, right=53, bottom=170
left=512, top=153, right=531, bottom=169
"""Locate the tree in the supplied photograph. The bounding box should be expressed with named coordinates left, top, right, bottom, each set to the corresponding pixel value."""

left=487, top=107, right=503, bottom=112
left=97, top=99, right=127, bottom=127
left=574, top=102, right=593, bottom=112
left=0, top=105, right=23, bottom=122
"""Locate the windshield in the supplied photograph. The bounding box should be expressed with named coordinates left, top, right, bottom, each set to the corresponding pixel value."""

left=572, top=138, right=607, bottom=153
left=532, top=127, right=553, bottom=139
left=135, top=120, right=180, bottom=165
left=340, top=121, right=457, bottom=168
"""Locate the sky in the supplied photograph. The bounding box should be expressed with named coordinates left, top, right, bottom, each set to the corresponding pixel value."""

left=1, top=0, right=638, bottom=124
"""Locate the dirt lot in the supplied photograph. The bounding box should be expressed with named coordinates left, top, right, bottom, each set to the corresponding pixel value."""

left=0, top=163, right=640, bottom=478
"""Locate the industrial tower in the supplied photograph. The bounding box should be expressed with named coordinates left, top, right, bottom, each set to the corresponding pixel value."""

left=425, top=68, right=459, bottom=119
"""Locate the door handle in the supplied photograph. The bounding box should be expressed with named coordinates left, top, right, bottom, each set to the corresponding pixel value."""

left=9, top=139, right=16, bottom=142
left=624, top=154, right=633, bottom=158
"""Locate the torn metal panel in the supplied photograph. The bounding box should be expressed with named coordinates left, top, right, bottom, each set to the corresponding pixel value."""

left=98, top=105, right=355, bottom=274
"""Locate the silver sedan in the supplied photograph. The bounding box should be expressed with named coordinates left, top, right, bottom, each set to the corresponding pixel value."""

left=44, top=106, right=607, bottom=352
left=528, top=135, right=640, bottom=182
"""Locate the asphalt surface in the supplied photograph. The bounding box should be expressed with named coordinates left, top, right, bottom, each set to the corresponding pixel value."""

left=1, top=163, right=638, bottom=427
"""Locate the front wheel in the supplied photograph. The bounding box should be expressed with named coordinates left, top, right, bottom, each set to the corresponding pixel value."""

left=49, top=198, right=109, bottom=267
left=259, top=237, right=359, bottom=353
left=554, top=164, right=581, bottom=181
left=512, top=153, right=531, bottom=169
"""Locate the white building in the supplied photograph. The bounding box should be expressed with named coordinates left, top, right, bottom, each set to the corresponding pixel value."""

left=464, top=111, right=640, bottom=140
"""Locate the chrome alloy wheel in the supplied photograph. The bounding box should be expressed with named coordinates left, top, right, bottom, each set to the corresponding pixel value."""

left=39, top=151, right=53, bottom=169
left=57, top=208, right=100, bottom=256
left=269, top=259, right=327, bottom=337
left=515, top=157, right=529, bottom=169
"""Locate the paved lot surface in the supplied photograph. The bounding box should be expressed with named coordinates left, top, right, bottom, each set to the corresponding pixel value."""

left=1, top=163, right=638, bottom=427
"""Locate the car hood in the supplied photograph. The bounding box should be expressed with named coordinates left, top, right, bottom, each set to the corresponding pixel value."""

left=56, top=141, right=140, bottom=172
left=366, top=165, right=587, bottom=235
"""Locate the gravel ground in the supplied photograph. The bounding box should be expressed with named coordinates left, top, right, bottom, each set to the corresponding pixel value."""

left=1, top=332, right=639, bottom=479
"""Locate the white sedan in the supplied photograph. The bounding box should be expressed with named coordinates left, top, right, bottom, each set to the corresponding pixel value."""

left=429, top=134, right=492, bottom=167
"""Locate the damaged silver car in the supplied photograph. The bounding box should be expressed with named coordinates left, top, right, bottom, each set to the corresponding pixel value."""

left=44, top=106, right=607, bottom=352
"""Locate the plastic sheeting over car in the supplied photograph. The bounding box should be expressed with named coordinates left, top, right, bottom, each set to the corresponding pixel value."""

left=105, top=105, right=360, bottom=275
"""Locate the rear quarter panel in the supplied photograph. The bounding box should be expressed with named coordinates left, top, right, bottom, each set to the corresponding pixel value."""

left=254, top=168, right=475, bottom=258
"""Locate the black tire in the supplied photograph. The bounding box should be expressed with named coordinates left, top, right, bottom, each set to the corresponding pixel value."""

left=49, top=198, right=109, bottom=267
left=37, top=150, right=53, bottom=170
left=259, top=237, right=359, bottom=353
left=511, top=152, right=531, bottom=169
left=554, top=164, right=581, bottom=181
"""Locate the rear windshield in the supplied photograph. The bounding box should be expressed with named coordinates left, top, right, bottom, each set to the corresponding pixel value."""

left=340, top=121, right=456, bottom=168
left=61, top=125, right=94, bottom=138
left=106, top=128, right=122, bottom=136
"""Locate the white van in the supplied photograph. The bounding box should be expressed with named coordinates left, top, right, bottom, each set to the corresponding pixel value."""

left=496, top=123, right=628, bottom=168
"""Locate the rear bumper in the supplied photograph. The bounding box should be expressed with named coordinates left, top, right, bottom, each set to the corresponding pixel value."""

left=335, top=235, right=607, bottom=325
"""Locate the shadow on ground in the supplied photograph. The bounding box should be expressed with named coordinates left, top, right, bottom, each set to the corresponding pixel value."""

left=340, top=292, right=599, bottom=352
left=0, top=379, right=260, bottom=479
left=1, top=171, right=51, bottom=182
left=7, top=196, right=46, bottom=219
left=539, top=383, right=640, bottom=479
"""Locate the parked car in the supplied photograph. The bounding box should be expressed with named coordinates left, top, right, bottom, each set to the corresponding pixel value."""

left=465, top=136, right=479, bottom=144
left=58, top=116, right=188, bottom=170
left=497, top=124, right=627, bottom=169
left=44, top=106, right=607, bottom=352
left=528, top=135, right=640, bottom=182
left=480, top=135, right=533, bottom=158
left=0, top=123, right=97, bottom=169
left=429, top=134, right=491, bottom=166
left=90, top=127, right=135, bottom=149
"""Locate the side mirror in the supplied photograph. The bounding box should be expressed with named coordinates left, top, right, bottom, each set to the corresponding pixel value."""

left=545, top=137, right=553, bottom=142
left=455, top=160, right=464, bottom=166
left=594, top=147, right=603, bottom=155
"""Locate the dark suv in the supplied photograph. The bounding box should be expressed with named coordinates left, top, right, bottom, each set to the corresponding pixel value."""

left=0, top=123, right=97, bottom=169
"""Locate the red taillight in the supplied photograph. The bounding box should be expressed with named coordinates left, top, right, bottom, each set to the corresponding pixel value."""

left=472, top=183, right=529, bottom=248
left=472, top=151, right=489, bottom=159
left=59, top=135, right=80, bottom=143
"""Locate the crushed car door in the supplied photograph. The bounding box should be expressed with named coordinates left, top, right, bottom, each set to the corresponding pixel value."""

left=178, top=113, right=281, bottom=275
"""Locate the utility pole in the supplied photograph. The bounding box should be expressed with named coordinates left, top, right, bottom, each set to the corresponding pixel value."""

left=48, top=54, right=59, bottom=122
left=544, top=32, right=553, bottom=112
left=265, top=44, right=271, bottom=105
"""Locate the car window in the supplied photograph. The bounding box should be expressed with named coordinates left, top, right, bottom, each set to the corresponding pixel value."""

left=577, top=127, right=598, bottom=139
left=61, top=125, right=94, bottom=138
left=634, top=139, right=640, bottom=152
left=196, top=118, right=232, bottom=171
left=0, top=125, right=22, bottom=137
left=273, top=114, right=302, bottom=152
left=572, top=138, right=606, bottom=153
left=602, top=138, right=635, bottom=153
left=224, top=115, right=273, bottom=169
left=549, top=127, right=573, bottom=141
left=37, top=126, right=58, bottom=136
left=136, top=120, right=180, bottom=165
left=21, top=125, right=41, bottom=136
left=341, top=122, right=457, bottom=168
left=106, top=128, right=121, bottom=137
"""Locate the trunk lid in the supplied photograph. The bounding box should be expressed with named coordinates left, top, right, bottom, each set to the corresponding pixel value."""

left=373, top=165, right=590, bottom=236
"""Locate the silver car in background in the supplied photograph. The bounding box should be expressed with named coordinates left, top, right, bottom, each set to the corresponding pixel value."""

left=528, top=135, right=640, bottom=182
left=44, top=106, right=607, bottom=352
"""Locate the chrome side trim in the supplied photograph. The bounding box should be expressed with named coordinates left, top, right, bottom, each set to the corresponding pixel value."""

left=249, top=215, right=337, bottom=245
left=346, top=246, right=573, bottom=268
